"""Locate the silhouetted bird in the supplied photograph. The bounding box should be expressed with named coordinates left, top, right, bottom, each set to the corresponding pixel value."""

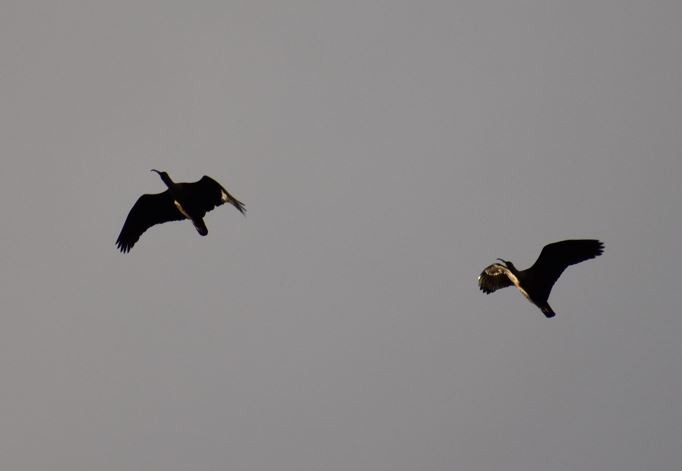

left=116, top=170, right=245, bottom=253
left=478, top=239, right=604, bottom=318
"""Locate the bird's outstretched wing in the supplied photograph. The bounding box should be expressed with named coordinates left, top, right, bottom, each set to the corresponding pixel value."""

left=478, top=263, right=516, bottom=294
left=527, top=239, right=604, bottom=298
left=116, top=192, right=184, bottom=253
left=184, top=176, right=246, bottom=217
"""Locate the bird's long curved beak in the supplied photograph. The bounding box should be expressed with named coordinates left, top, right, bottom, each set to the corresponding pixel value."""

left=150, top=169, right=160, bottom=174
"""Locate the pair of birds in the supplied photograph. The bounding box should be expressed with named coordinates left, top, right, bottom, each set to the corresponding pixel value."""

left=116, top=170, right=604, bottom=318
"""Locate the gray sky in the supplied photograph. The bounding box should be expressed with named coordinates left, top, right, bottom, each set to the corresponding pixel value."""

left=2, top=1, right=681, bottom=470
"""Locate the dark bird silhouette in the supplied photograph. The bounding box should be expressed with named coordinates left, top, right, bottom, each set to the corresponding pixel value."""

left=478, top=239, right=604, bottom=318
left=116, top=170, right=245, bottom=253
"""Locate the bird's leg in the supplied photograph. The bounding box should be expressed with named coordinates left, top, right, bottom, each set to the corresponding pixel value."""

left=173, top=200, right=191, bottom=220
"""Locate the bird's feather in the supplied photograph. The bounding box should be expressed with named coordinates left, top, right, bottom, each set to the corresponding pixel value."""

left=180, top=176, right=246, bottom=217
left=478, top=263, right=515, bottom=294
left=115, top=192, right=184, bottom=253
left=527, top=239, right=604, bottom=300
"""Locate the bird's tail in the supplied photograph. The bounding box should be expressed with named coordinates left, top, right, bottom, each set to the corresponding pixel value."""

left=541, top=304, right=556, bottom=318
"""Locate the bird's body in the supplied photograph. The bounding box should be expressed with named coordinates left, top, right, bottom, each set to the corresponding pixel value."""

left=116, top=170, right=245, bottom=253
left=477, top=239, right=604, bottom=318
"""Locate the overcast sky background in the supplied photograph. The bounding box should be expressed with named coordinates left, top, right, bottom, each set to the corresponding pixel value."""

left=2, top=1, right=681, bottom=470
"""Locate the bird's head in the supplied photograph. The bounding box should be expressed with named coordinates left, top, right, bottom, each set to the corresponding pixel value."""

left=496, top=258, right=515, bottom=269
left=151, top=169, right=174, bottom=187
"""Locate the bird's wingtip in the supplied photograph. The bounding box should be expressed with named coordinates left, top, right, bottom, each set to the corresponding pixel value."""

left=234, top=200, right=246, bottom=215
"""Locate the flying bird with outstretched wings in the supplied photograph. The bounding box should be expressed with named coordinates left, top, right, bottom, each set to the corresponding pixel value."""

left=116, top=170, right=245, bottom=253
left=478, top=239, right=604, bottom=318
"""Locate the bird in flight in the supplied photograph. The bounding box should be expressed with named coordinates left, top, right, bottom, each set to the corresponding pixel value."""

left=477, top=239, right=604, bottom=318
left=116, top=170, right=245, bottom=253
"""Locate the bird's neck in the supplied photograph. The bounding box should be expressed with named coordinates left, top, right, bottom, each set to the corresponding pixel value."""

left=159, top=174, right=174, bottom=188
